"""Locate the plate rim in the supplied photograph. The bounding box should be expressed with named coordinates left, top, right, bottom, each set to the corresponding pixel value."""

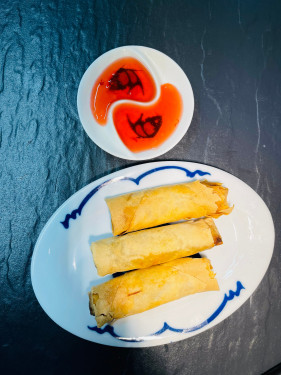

left=31, top=161, right=275, bottom=347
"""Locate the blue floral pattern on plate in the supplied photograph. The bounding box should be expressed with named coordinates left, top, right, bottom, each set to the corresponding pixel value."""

left=61, top=166, right=210, bottom=229
left=88, top=281, right=245, bottom=342
left=60, top=165, right=244, bottom=342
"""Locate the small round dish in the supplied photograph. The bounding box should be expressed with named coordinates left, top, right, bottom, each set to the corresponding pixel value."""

left=77, top=46, right=194, bottom=160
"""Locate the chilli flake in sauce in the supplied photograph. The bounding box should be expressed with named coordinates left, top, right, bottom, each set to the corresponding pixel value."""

left=91, top=57, right=156, bottom=125
left=113, top=84, right=183, bottom=153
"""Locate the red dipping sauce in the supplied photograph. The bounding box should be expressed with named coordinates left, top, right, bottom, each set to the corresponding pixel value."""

left=113, top=84, right=183, bottom=153
left=91, top=57, right=157, bottom=125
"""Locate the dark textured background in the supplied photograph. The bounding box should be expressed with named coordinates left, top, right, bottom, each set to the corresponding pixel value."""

left=1, top=0, right=281, bottom=374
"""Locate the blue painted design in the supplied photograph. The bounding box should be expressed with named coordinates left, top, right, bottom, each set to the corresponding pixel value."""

left=61, top=166, right=210, bottom=229
left=88, top=281, right=245, bottom=342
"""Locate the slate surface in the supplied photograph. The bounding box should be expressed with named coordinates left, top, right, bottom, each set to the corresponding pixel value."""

left=1, top=0, right=281, bottom=374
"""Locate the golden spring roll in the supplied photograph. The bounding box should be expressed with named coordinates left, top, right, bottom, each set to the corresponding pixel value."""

left=106, top=180, right=233, bottom=235
left=89, top=257, right=219, bottom=327
left=91, top=218, right=222, bottom=276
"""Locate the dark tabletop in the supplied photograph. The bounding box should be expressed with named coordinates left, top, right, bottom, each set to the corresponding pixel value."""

left=1, top=0, right=281, bottom=374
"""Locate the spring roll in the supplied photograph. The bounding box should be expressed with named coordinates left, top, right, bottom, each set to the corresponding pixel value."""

left=106, top=180, right=233, bottom=235
left=89, top=257, right=219, bottom=327
left=91, top=218, right=222, bottom=276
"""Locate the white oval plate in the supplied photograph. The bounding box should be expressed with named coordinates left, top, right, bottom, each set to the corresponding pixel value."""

left=31, top=161, right=274, bottom=347
left=77, top=46, right=194, bottom=160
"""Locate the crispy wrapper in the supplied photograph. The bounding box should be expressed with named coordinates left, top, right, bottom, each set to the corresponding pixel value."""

left=106, top=180, right=233, bottom=235
left=89, top=257, right=219, bottom=327
left=91, top=218, right=222, bottom=276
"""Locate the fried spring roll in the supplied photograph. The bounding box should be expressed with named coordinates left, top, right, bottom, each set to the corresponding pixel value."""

left=89, top=257, right=219, bottom=327
left=106, top=180, right=233, bottom=235
left=91, top=218, right=222, bottom=276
